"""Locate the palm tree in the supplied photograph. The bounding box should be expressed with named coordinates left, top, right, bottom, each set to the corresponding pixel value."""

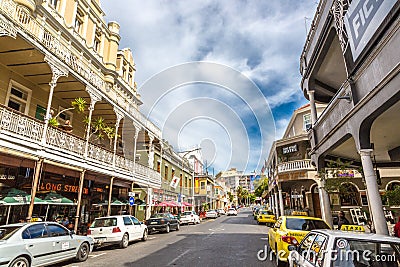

left=49, top=97, right=87, bottom=126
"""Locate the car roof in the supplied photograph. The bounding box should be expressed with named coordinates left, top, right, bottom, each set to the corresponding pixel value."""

left=280, top=216, right=324, bottom=220
left=95, top=215, right=133, bottom=219
left=310, top=229, right=400, bottom=242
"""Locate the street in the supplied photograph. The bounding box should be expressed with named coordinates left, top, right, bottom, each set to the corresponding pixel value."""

left=59, top=208, right=274, bottom=267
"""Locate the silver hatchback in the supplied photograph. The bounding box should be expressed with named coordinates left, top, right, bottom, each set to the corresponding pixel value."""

left=0, top=222, right=94, bottom=267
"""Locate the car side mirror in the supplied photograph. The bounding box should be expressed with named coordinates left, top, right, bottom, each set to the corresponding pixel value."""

left=69, top=230, right=75, bottom=236
left=288, top=245, right=297, bottom=251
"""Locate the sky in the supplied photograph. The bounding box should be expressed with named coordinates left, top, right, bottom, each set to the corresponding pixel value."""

left=101, top=1, right=318, bottom=174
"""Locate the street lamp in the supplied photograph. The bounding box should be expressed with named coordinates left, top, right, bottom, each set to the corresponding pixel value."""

left=178, top=147, right=201, bottom=218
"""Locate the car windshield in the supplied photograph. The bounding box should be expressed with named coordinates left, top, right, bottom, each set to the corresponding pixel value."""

left=286, top=218, right=330, bottom=231
left=151, top=213, right=167, bottom=218
left=229, top=208, right=235, bottom=211
left=332, top=239, right=400, bottom=267
left=91, top=218, right=117, bottom=228
left=183, top=212, right=192, bottom=216
left=0, top=226, right=22, bottom=240
left=260, top=210, right=273, bottom=215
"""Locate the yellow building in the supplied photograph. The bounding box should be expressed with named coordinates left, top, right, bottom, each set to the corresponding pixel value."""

left=0, top=0, right=161, bottom=228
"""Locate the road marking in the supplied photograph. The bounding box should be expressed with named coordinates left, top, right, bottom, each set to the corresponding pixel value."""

left=260, top=237, right=268, bottom=240
left=89, top=252, right=107, bottom=258
left=148, top=237, right=156, bottom=240
left=167, top=249, right=190, bottom=266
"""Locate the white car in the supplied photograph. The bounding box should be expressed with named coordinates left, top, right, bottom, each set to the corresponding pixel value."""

left=288, top=229, right=400, bottom=267
left=0, top=222, right=93, bottom=267
left=217, top=209, right=226, bottom=215
left=180, top=211, right=201, bottom=224
left=87, top=215, right=147, bottom=248
left=205, top=210, right=218, bottom=219
left=227, top=208, right=238, bottom=216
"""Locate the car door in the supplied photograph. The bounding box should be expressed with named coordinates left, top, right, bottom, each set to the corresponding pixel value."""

left=122, top=216, right=135, bottom=241
left=169, top=214, right=177, bottom=227
left=130, top=216, right=143, bottom=239
left=46, top=223, right=75, bottom=260
left=22, top=223, right=58, bottom=266
left=269, top=218, right=282, bottom=250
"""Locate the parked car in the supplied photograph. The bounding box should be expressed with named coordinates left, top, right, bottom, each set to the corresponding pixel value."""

left=180, top=211, right=201, bottom=225
left=205, top=210, right=219, bottom=219
left=288, top=229, right=400, bottom=267
left=227, top=208, right=238, bottom=216
left=0, top=222, right=93, bottom=267
left=268, top=216, right=330, bottom=266
left=217, top=209, right=226, bottom=215
left=87, top=215, right=148, bottom=249
left=257, top=210, right=276, bottom=226
left=145, top=213, right=180, bottom=233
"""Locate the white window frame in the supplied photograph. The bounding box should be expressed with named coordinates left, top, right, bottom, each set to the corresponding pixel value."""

left=49, top=0, right=59, bottom=10
left=57, top=106, right=73, bottom=125
left=5, top=80, right=32, bottom=115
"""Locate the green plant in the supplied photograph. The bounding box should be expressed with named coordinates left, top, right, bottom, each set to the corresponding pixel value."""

left=385, top=187, right=400, bottom=206
left=85, top=117, right=120, bottom=146
left=49, top=97, right=87, bottom=127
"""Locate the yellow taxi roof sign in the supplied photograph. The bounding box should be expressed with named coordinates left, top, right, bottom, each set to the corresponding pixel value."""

left=340, top=225, right=365, bottom=232
left=291, top=211, right=308, bottom=216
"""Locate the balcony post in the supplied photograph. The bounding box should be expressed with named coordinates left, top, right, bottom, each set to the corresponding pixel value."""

left=107, top=177, right=114, bottom=216
left=278, top=187, right=284, bottom=216
left=112, top=108, right=124, bottom=166
left=317, top=178, right=333, bottom=227
left=274, top=191, right=279, bottom=217
left=147, top=134, right=155, bottom=169
left=27, top=158, right=44, bottom=221
left=42, top=55, right=68, bottom=145
left=308, top=90, right=318, bottom=125
left=74, top=170, right=86, bottom=233
left=359, top=149, right=389, bottom=235
left=84, top=86, right=102, bottom=157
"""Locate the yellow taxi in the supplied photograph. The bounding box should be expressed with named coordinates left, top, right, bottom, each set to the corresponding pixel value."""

left=268, top=216, right=330, bottom=266
left=256, top=210, right=276, bottom=226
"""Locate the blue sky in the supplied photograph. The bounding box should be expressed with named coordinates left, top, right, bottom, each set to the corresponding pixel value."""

left=101, top=1, right=318, bottom=173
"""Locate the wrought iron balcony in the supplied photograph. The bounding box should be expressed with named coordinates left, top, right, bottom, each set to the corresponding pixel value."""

left=0, top=105, right=161, bottom=187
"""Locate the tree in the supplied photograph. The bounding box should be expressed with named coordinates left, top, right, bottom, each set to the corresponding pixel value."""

left=48, top=97, right=87, bottom=126
left=255, top=178, right=268, bottom=197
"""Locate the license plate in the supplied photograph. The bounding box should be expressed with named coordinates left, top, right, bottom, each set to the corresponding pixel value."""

left=94, top=237, right=106, bottom=244
left=150, top=222, right=158, bottom=224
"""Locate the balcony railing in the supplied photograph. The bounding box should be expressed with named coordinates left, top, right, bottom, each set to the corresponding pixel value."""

left=0, top=105, right=161, bottom=186
left=277, top=159, right=314, bottom=173
left=0, top=0, right=161, bottom=139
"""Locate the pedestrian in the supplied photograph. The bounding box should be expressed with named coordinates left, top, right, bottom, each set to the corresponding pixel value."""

left=62, top=216, right=69, bottom=227
left=394, top=216, right=400, bottom=237
left=337, top=211, right=350, bottom=230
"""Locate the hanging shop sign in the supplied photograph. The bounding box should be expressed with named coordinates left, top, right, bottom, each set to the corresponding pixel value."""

left=39, top=182, right=89, bottom=194
left=283, top=144, right=298, bottom=154
left=0, top=174, right=15, bottom=180
left=344, top=0, right=397, bottom=61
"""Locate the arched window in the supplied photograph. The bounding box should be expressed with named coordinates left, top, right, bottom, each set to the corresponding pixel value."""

left=339, top=183, right=359, bottom=206
left=387, top=181, right=400, bottom=191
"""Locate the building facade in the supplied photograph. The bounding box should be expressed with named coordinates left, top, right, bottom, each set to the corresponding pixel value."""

left=300, top=0, right=400, bottom=234
left=0, top=0, right=162, bottom=229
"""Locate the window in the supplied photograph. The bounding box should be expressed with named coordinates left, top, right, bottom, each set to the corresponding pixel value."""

left=200, top=181, right=206, bottom=190
left=49, top=0, right=59, bottom=9
left=93, top=28, right=101, bottom=53
left=123, top=217, right=133, bottom=225
left=47, top=224, right=69, bottom=237
left=130, top=216, right=140, bottom=225
left=180, top=173, right=182, bottom=187
left=74, top=9, right=84, bottom=33
left=339, top=183, right=359, bottom=206
left=297, top=233, right=316, bottom=260
left=164, top=166, right=168, bottom=180
left=57, top=106, right=73, bottom=125
left=23, top=224, right=48, bottom=239
left=157, top=162, right=161, bottom=173
left=303, top=114, right=312, bottom=131
left=6, top=82, right=31, bottom=114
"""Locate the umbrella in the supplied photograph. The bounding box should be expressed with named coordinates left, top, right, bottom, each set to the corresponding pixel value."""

left=0, top=188, right=28, bottom=198
left=0, top=195, right=47, bottom=205
left=182, top=201, right=193, bottom=207
left=44, top=192, right=75, bottom=205
left=157, top=201, right=176, bottom=207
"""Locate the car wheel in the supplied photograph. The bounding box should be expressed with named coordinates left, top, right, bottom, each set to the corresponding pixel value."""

left=142, top=229, right=148, bottom=241
left=9, top=256, right=30, bottom=267
left=176, top=223, right=180, bottom=231
left=76, top=242, right=89, bottom=262
left=120, top=233, right=129, bottom=248
left=165, top=224, right=170, bottom=233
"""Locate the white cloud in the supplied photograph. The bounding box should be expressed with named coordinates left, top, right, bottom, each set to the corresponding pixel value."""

left=100, top=0, right=317, bottom=172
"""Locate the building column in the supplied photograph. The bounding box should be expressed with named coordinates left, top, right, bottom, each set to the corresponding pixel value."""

left=274, top=191, right=279, bottom=217
left=278, top=188, right=284, bottom=216
left=147, top=134, right=155, bottom=168
left=42, top=55, right=69, bottom=144
left=145, top=187, right=152, bottom=220
left=74, top=170, right=86, bottom=233
left=317, top=178, right=333, bottom=227
left=112, top=108, right=124, bottom=165
left=27, top=158, right=44, bottom=221
left=308, top=90, right=318, bottom=125
left=359, top=149, right=389, bottom=235
left=132, top=124, right=140, bottom=170
left=84, top=86, right=102, bottom=157
left=107, top=177, right=114, bottom=216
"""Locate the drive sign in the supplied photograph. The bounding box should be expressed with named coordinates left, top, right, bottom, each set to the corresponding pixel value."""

left=129, top=196, right=135, bottom=206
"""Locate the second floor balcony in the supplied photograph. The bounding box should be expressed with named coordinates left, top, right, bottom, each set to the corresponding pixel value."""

left=277, top=159, right=314, bottom=174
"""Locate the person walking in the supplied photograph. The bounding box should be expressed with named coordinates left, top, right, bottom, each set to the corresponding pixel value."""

left=338, top=211, right=350, bottom=230
left=394, top=216, right=400, bottom=237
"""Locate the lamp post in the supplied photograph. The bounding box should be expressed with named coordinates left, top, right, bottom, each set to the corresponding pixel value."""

left=178, top=147, right=201, bottom=219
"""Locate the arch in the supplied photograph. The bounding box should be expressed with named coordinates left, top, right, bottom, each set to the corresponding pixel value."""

left=386, top=180, right=400, bottom=191
left=339, top=182, right=360, bottom=206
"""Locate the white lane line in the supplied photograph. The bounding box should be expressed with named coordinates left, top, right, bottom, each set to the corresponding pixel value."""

left=89, top=252, right=107, bottom=258
left=167, top=249, right=190, bottom=266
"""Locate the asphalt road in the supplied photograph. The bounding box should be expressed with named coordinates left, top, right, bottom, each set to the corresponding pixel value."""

left=59, top=208, right=276, bottom=267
